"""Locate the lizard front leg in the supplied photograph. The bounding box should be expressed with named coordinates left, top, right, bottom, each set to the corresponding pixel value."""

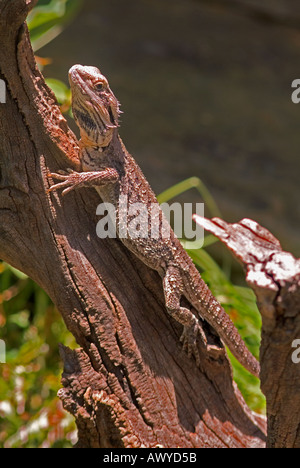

left=47, top=168, right=119, bottom=195
left=163, top=266, right=207, bottom=366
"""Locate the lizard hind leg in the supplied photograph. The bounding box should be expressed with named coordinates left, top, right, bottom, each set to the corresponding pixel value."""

left=163, top=266, right=207, bottom=366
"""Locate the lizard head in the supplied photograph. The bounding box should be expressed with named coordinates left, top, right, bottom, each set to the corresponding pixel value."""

left=68, top=64, right=120, bottom=148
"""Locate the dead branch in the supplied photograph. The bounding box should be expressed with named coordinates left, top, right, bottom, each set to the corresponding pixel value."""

left=194, top=216, right=300, bottom=448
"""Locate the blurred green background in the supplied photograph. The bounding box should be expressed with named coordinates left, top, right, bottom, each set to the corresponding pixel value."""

left=2, top=0, right=300, bottom=447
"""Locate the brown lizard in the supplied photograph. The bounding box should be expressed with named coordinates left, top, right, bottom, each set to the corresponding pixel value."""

left=48, top=64, right=260, bottom=378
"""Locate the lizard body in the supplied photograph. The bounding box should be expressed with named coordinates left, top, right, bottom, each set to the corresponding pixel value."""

left=49, top=65, right=260, bottom=378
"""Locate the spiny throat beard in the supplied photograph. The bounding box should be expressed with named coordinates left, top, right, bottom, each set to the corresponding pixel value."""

left=72, top=98, right=118, bottom=148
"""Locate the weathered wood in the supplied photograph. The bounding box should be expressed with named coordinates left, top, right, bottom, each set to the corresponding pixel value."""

left=0, top=0, right=266, bottom=447
left=194, top=216, right=300, bottom=448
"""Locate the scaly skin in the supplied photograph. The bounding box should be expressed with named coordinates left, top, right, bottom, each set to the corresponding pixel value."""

left=48, top=65, right=260, bottom=377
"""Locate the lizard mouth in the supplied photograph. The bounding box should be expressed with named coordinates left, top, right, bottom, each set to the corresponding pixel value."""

left=108, top=106, right=117, bottom=126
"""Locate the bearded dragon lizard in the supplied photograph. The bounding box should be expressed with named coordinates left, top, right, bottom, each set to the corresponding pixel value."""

left=48, top=65, right=260, bottom=378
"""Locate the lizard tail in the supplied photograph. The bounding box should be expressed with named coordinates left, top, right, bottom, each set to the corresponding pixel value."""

left=184, top=271, right=260, bottom=378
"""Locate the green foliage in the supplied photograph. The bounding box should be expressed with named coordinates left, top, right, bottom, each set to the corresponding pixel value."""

left=27, top=0, right=83, bottom=52
left=0, top=263, right=76, bottom=447
left=28, top=0, right=80, bottom=113
left=45, top=78, right=72, bottom=112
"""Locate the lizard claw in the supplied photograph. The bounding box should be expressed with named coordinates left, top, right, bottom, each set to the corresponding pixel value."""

left=47, top=169, right=81, bottom=195
left=180, top=318, right=207, bottom=367
left=47, top=168, right=75, bottom=180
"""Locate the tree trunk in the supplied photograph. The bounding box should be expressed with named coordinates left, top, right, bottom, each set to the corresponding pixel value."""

left=0, top=0, right=267, bottom=448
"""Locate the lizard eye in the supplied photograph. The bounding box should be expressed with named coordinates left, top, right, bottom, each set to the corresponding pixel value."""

left=95, top=82, right=104, bottom=91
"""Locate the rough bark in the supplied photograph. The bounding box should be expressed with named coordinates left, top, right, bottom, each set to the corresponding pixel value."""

left=194, top=216, right=300, bottom=448
left=0, top=0, right=267, bottom=448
